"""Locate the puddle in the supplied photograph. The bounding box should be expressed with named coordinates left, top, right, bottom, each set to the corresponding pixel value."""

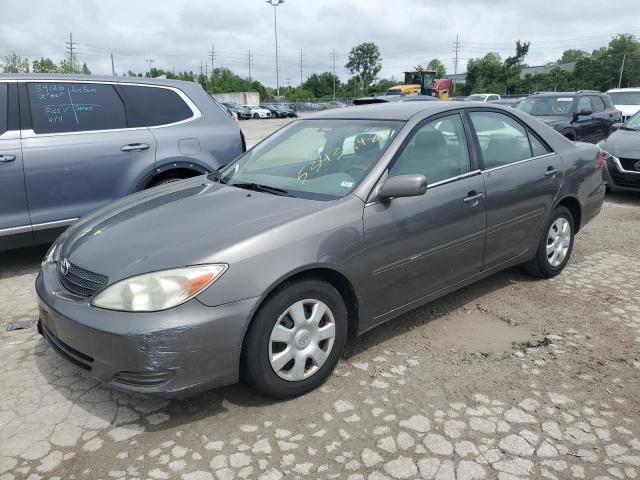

left=422, top=309, right=536, bottom=353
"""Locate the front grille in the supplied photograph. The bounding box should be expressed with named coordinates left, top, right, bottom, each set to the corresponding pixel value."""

left=59, top=262, right=108, bottom=296
left=619, top=158, right=640, bottom=172
left=610, top=171, right=640, bottom=189
left=41, top=321, right=94, bottom=371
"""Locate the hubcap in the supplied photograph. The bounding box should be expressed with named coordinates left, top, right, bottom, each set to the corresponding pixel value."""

left=269, top=299, right=336, bottom=382
left=546, top=217, right=571, bottom=267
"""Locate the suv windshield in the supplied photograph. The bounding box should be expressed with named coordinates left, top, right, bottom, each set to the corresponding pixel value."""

left=517, top=96, right=574, bottom=116
left=221, top=119, right=402, bottom=200
left=608, top=91, right=640, bottom=106
left=466, top=95, right=487, bottom=102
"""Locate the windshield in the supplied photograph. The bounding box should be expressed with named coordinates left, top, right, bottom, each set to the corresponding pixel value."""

left=466, top=95, right=487, bottom=102
left=220, top=119, right=402, bottom=200
left=517, top=96, right=573, bottom=116
left=626, top=111, right=640, bottom=130
left=608, top=92, right=640, bottom=106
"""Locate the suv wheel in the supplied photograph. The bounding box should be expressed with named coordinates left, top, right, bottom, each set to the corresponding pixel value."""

left=523, top=206, right=574, bottom=278
left=241, top=279, right=347, bottom=398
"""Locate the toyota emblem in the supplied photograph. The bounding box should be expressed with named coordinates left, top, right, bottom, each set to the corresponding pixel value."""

left=635, top=161, right=640, bottom=171
left=60, top=258, right=70, bottom=276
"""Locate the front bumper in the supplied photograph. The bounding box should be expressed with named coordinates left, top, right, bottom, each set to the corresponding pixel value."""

left=604, top=158, right=640, bottom=191
left=36, top=264, right=259, bottom=397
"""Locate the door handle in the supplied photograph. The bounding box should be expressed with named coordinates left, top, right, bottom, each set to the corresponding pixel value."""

left=463, top=191, right=485, bottom=206
left=121, top=143, right=150, bottom=152
left=544, top=167, right=559, bottom=177
left=0, top=154, right=16, bottom=163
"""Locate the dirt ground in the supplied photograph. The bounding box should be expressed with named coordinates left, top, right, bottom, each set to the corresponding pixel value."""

left=0, top=117, right=639, bottom=480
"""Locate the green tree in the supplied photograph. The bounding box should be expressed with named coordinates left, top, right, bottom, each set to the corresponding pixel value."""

left=303, top=72, right=340, bottom=98
left=465, top=52, right=503, bottom=93
left=32, top=57, right=58, bottom=73
left=426, top=59, right=446, bottom=78
left=345, top=42, right=382, bottom=89
left=574, top=34, right=640, bottom=90
left=81, top=62, right=91, bottom=75
left=58, top=59, right=77, bottom=74
left=558, top=49, right=589, bottom=63
left=1, top=52, right=22, bottom=73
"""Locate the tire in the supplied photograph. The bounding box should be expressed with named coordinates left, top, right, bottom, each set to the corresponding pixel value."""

left=523, top=206, right=575, bottom=278
left=241, top=279, right=348, bottom=398
left=253, top=113, right=259, bottom=119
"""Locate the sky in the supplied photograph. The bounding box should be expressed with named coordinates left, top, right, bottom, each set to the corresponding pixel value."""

left=2, top=0, right=639, bottom=87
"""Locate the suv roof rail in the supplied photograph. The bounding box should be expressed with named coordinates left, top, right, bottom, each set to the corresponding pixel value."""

left=577, top=90, right=601, bottom=94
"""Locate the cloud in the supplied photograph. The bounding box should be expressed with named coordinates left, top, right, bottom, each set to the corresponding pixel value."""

left=2, top=0, right=638, bottom=86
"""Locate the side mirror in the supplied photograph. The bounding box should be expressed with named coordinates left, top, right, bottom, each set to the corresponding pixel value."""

left=574, top=109, right=592, bottom=119
left=378, top=174, right=428, bottom=200
left=609, top=122, right=623, bottom=135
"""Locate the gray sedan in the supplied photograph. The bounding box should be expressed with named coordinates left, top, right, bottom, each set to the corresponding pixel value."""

left=36, top=102, right=605, bottom=398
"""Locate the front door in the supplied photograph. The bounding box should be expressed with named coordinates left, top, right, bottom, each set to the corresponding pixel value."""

left=572, top=96, right=599, bottom=142
left=20, top=81, right=156, bottom=231
left=467, top=110, right=563, bottom=269
left=363, top=112, right=486, bottom=319
left=0, top=83, right=32, bottom=250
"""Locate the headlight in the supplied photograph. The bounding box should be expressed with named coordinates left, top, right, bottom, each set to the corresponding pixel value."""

left=91, top=264, right=228, bottom=312
left=42, top=239, right=61, bottom=267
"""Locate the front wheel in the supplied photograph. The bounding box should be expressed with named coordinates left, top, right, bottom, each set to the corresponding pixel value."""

left=523, top=206, right=574, bottom=278
left=241, top=279, right=347, bottom=398
left=253, top=113, right=259, bottom=119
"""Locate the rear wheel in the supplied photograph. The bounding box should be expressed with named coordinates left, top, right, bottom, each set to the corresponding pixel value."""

left=241, top=279, right=347, bottom=398
left=523, top=206, right=574, bottom=278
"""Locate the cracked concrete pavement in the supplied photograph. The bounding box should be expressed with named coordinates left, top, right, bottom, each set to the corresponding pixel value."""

left=1, top=117, right=640, bottom=480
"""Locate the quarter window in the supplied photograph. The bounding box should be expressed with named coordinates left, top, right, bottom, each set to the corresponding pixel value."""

left=576, top=96, right=591, bottom=113
left=389, top=114, right=471, bottom=184
left=0, top=83, right=7, bottom=135
left=469, top=111, right=532, bottom=169
left=528, top=132, right=550, bottom=157
left=27, top=82, right=127, bottom=134
left=118, top=85, right=193, bottom=127
left=590, top=96, right=606, bottom=113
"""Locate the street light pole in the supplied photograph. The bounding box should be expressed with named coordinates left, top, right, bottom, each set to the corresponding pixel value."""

left=266, top=0, right=284, bottom=103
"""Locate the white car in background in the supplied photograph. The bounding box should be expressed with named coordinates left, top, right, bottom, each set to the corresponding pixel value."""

left=242, top=105, right=272, bottom=119
left=465, top=93, right=502, bottom=103
left=606, top=88, right=640, bottom=122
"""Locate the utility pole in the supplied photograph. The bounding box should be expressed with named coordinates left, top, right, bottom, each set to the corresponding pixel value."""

left=110, top=53, right=115, bottom=76
left=452, top=34, right=460, bottom=96
left=145, top=59, right=154, bottom=77
left=299, top=48, right=304, bottom=90
left=248, top=50, right=253, bottom=82
left=618, top=53, right=626, bottom=88
left=199, top=61, right=203, bottom=76
left=209, top=44, right=215, bottom=73
left=331, top=48, right=337, bottom=100
left=66, top=32, right=75, bottom=71
left=266, top=0, right=285, bottom=102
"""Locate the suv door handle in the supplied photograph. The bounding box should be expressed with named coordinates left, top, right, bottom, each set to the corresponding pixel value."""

left=463, top=191, right=485, bottom=206
left=544, top=167, right=559, bottom=177
left=0, top=154, right=16, bottom=163
left=121, top=143, right=150, bottom=152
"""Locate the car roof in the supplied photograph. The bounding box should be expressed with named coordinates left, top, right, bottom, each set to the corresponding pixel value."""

left=304, top=101, right=506, bottom=121
left=0, top=73, right=198, bottom=89
left=606, top=88, right=640, bottom=93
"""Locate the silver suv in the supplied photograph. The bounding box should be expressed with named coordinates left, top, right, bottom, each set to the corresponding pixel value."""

left=0, top=74, right=244, bottom=251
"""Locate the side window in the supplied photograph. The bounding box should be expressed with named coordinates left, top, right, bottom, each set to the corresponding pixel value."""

left=528, top=131, right=550, bottom=157
left=389, top=113, right=471, bottom=184
left=576, top=96, right=591, bottom=113
left=469, top=111, right=532, bottom=169
left=0, top=83, right=7, bottom=135
left=27, top=83, right=127, bottom=134
left=590, top=96, right=606, bottom=113
left=118, top=85, right=193, bottom=127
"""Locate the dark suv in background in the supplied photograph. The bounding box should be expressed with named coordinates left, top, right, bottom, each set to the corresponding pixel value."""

left=0, top=74, right=244, bottom=251
left=517, top=91, right=621, bottom=143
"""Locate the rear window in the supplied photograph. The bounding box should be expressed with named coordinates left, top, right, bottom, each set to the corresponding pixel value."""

left=0, top=83, right=7, bottom=135
left=118, top=85, right=194, bottom=127
left=28, top=82, right=127, bottom=134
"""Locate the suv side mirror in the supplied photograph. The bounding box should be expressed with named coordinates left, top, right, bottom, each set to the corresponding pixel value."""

left=378, top=174, right=428, bottom=200
left=575, top=109, right=593, bottom=119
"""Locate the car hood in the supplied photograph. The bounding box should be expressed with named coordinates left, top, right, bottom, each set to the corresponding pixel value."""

left=601, top=129, right=640, bottom=158
left=614, top=105, right=640, bottom=117
left=59, top=178, right=329, bottom=282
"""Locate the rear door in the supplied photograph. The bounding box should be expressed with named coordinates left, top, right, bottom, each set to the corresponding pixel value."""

left=0, top=82, right=33, bottom=249
left=20, top=81, right=156, bottom=240
left=467, top=109, right=562, bottom=269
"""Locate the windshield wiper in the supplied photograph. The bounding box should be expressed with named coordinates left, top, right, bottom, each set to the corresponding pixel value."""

left=620, top=125, right=638, bottom=131
left=231, top=182, right=290, bottom=196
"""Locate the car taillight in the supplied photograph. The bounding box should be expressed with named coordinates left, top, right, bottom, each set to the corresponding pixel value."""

left=598, top=151, right=606, bottom=168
